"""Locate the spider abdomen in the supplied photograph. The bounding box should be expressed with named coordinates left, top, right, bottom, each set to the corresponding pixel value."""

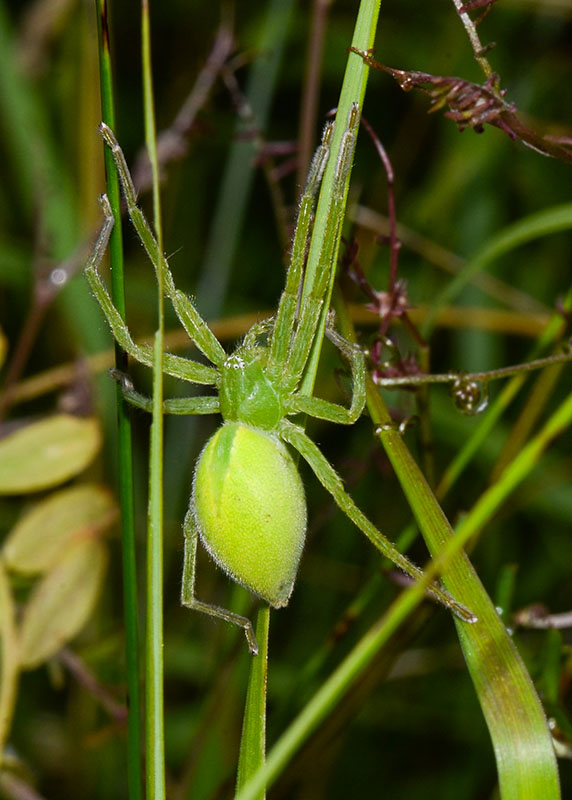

left=192, top=421, right=307, bottom=608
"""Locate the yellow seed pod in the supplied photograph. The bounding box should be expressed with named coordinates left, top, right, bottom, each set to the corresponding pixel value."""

left=193, top=422, right=306, bottom=608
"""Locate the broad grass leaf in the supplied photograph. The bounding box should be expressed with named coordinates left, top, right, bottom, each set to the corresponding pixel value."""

left=0, top=415, right=101, bottom=494
left=19, top=537, right=107, bottom=669
left=3, top=484, right=116, bottom=575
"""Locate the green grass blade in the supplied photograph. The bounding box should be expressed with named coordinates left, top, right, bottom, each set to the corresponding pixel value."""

left=299, top=0, right=382, bottom=397
left=367, top=393, right=562, bottom=799
left=95, top=3, right=142, bottom=798
left=146, top=337, right=166, bottom=800
left=141, top=2, right=166, bottom=798
left=235, top=566, right=441, bottom=800
left=334, top=292, right=561, bottom=798
left=236, top=606, right=270, bottom=799
left=422, top=202, right=572, bottom=336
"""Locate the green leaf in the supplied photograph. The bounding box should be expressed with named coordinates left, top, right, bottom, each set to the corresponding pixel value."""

left=0, top=415, right=101, bottom=494
left=18, top=537, right=107, bottom=669
left=3, top=483, right=116, bottom=575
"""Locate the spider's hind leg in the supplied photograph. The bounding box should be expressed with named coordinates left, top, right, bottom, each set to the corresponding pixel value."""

left=181, top=507, right=259, bottom=655
left=280, top=419, right=477, bottom=625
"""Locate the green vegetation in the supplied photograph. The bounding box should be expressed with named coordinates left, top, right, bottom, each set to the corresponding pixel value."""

left=0, top=1, right=571, bottom=798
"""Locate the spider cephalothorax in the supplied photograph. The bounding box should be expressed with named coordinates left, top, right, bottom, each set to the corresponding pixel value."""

left=219, top=346, right=284, bottom=430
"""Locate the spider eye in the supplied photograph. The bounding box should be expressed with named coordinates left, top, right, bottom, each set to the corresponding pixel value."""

left=192, top=422, right=307, bottom=608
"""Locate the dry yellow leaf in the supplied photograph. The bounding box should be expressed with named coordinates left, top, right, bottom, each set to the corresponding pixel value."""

left=3, top=484, right=116, bottom=575
left=19, top=537, right=107, bottom=669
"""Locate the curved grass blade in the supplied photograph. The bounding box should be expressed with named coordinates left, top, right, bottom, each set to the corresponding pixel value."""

left=422, top=201, right=572, bottom=336
left=347, top=255, right=562, bottom=800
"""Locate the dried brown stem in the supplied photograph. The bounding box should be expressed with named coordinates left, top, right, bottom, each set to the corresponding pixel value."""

left=351, top=49, right=572, bottom=165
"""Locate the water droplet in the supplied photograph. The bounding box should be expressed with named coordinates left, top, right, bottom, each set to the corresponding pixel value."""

left=450, top=375, right=489, bottom=415
left=50, top=268, right=68, bottom=286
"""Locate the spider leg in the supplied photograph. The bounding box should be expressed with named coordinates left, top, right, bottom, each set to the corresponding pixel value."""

left=111, top=370, right=220, bottom=415
left=241, top=316, right=274, bottom=350
left=286, top=323, right=366, bottom=424
left=280, top=106, right=360, bottom=394
left=99, top=123, right=227, bottom=368
left=267, top=121, right=334, bottom=379
left=85, top=195, right=219, bottom=386
left=181, top=506, right=258, bottom=655
left=280, top=420, right=476, bottom=624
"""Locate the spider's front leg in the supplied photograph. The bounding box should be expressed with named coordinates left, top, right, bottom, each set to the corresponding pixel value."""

left=85, top=194, right=154, bottom=367
left=85, top=194, right=219, bottom=387
left=181, top=506, right=259, bottom=655
left=98, top=123, right=227, bottom=369
left=110, top=370, right=221, bottom=416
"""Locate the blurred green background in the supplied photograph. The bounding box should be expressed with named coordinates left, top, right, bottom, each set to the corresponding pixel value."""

left=0, top=0, right=571, bottom=798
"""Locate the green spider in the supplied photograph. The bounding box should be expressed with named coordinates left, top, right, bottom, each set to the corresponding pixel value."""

left=85, top=107, right=474, bottom=655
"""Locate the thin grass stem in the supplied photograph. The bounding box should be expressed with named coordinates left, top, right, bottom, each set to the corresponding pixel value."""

left=236, top=606, right=270, bottom=799
left=95, top=3, right=142, bottom=797
left=141, top=2, right=166, bottom=797
left=299, top=0, right=382, bottom=397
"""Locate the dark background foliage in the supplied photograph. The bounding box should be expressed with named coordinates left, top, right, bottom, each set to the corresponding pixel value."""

left=0, top=0, right=571, bottom=798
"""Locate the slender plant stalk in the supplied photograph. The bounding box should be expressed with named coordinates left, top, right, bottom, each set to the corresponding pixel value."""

left=300, top=0, right=381, bottom=397
left=235, top=552, right=444, bottom=800
left=195, top=4, right=292, bottom=787
left=450, top=0, right=494, bottom=79
left=95, top=4, right=142, bottom=798
left=141, top=2, right=166, bottom=798
left=236, top=606, right=270, bottom=799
